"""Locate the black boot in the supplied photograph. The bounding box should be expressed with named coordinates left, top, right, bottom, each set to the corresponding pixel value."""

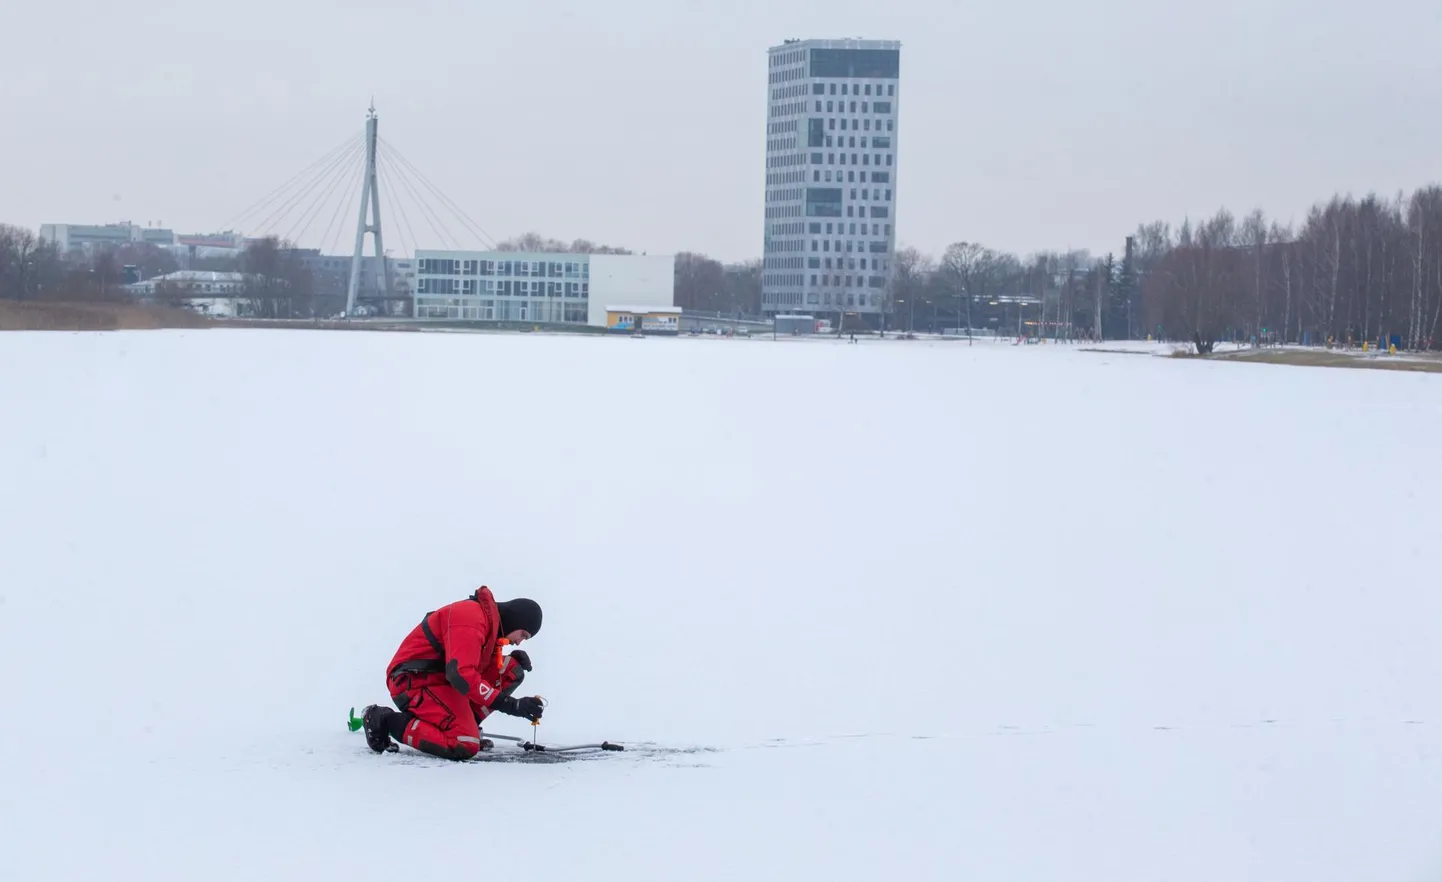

left=362, top=705, right=400, bottom=753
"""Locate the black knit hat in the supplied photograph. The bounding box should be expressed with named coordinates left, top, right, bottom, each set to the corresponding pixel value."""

left=496, top=598, right=543, bottom=638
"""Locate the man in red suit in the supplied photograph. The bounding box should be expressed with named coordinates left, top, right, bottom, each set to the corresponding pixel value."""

left=361, top=587, right=545, bottom=760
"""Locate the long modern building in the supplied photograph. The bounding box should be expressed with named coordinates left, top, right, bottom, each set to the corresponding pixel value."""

left=762, top=38, right=901, bottom=320
left=40, top=222, right=176, bottom=254
left=412, top=251, right=674, bottom=327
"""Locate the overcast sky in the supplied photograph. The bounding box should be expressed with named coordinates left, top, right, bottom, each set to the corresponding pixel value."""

left=2, top=0, right=1438, bottom=262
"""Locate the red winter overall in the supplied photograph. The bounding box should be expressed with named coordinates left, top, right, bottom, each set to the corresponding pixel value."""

left=384, top=587, right=524, bottom=760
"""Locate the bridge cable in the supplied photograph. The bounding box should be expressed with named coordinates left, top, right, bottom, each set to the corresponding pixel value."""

left=221, top=133, right=363, bottom=233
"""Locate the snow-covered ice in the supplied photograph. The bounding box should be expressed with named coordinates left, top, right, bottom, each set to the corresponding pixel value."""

left=2, top=329, right=1440, bottom=881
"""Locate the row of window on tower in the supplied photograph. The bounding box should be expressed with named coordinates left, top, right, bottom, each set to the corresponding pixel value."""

left=816, top=172, right=894, bottom=191
left=769, top=99, right=810, bottom=119
left=813, top=82, right=894, bottom=97
left=810, top=211, right=888, bottom=229
left=801, top=184, right=892, bottom=208
left=765, top=239, right=891, bottom=261
left=814, top=152, right=893, bottom=169
left=822, top=117, right=894, bottom=134
left=813, top=238, right=890, bottom=254
left=816, top=100, right=893, bottom=115
left=760, top=255, right=889, bottom=275
left=770, top=48, right=805, bottom=68
left=766, top=243, right=890, bottom=264
left=816, top=276, right=885, bottom=291
left=770, top=83, right=808, bottom=102
left=805, top=118, right=892, bottom=149
left=812, top=135, right=891, bottom=151
left=772, top=98, right=895, bottom=119
left=808, top=256, right=887, bottom=272
left=762, top=286, right=884, bottom=308
left=810, top=225, right=892, bottom=244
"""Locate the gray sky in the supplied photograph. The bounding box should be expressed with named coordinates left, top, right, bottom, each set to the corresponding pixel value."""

left=2, top=0, right=1438, bottom=262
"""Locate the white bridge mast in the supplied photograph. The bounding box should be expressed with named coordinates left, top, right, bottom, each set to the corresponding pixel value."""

left=346, top=102, right=390, bottom=315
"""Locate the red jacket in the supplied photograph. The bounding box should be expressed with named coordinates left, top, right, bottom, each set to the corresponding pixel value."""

left=387, top=587, right=506, bottom=712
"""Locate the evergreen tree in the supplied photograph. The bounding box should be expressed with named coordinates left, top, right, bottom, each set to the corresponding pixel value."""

left=1113, top=238, right=1140, bottom=338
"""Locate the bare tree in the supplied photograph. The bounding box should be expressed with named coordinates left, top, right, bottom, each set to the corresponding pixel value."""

left=940, top=241, right=991, bottom=344
left=673, top=253, right=727, bottom=312
left=240, top=237, right=313, bottom=318
left=722, top=260, right=762, bottom=317
left=1407, top=186, right=1442, bottom=349
left=891, top=246, right=934, bottom=333
left=114, top=241, right=179, bottom=282
left=493, top=232, right=634, bottom=255
left=0, top=225, right=63, bottom=301
left=86, top=250, right=127, bottom=302
left=151, top=279, right=188, bottom=309
left=1241, top=209, right=1268, bottom=343
left=1093, top=260, right=1106, bottom=341
left=1142, top=209, right=1243, bottom=353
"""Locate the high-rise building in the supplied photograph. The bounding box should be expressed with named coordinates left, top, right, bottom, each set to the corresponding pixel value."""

left=762, top=38, right=901, bottom=321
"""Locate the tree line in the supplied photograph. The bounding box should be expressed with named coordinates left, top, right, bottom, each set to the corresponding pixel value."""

left=846, top=182, right=1442, bottom=351
left=0, top=224, right=180, bottom=303
left=1139, top=187, right=1442, bottom=352
left=151, top=236, right=324, bottom=319
left=492, top=232, right=634, bottom=255
left=673, top=253, right=763, bottom=316
left=681, top=238, right=1124, bottom=338
left=10, top=180, right=1442, bottom=346
left=0, top=225, right=321, bottom=318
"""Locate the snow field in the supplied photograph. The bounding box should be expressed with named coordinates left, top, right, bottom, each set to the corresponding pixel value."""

left=1, top=329, right=1439, bottom=881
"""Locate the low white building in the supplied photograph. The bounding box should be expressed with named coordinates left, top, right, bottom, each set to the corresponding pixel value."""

left=412, top=250, right=674, bottom=327
left=125, top=270, right=253, bottom=317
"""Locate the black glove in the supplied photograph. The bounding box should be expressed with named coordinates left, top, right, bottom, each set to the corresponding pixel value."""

left=507, top=649, right=533, bottom=672
left=496, top=695, right=546, bottom=722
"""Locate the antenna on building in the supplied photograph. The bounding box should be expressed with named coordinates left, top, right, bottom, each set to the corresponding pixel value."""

left=347, top=102, right=390, bottom=314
